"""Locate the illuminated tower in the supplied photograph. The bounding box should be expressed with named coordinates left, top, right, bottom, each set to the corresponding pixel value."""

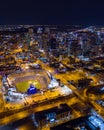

left=42, top=33, right=49, bottom=58
left=24, top=27, right=34, bottom=47
left=28, top=28, right=34, bottom=39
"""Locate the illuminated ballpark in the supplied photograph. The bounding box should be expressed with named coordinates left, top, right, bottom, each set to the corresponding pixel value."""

left=7, top=69, right=50, bottom=93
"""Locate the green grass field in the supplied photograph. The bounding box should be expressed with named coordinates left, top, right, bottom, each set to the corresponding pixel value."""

left=16, top=80, right=41, bottom=92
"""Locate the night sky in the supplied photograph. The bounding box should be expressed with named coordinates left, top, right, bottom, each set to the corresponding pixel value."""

left=0, top=0, right=104, bottom=25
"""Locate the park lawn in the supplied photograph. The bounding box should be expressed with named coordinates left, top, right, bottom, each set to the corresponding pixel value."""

left=16, top=80, right=41, bottom=92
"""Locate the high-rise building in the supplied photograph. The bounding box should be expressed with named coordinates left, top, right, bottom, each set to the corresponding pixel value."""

left=70, top=40, right=81, bottom=57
